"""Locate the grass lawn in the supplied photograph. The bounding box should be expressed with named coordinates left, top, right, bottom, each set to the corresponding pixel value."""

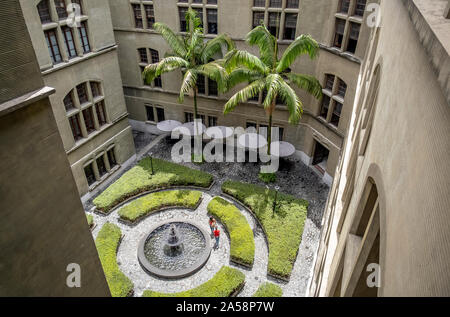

left=93, top=158, right=213, bottom=213
left=86, top=214, right=94, bottom=228
left=118, top=190, right=202, bottom=223
left=222, top=180, right=308, bottom=279
left=95, top=223, right=133, bottom=297
left=142, top=266, right=245, bottom=297
left=252, top=282, right=283, bottom=297
left=207, top=197, right=255, bottom=267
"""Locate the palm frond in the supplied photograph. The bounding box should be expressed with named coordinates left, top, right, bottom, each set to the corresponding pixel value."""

left=196, top=61, right=229, bottom=93
left=200, top=34, right=235, bottom=64
left=277, top=34, right=319, bottom=73
left=185, top=8, right=203, bottom=33
left=287, top=73, right=323, bottom=99
left=142, top=63, right=159, bottom=84
left=277, top=80, right=303, bottom=124
left=225, top=50, right=269, bottom=75
left=223, top=79, right=266, bottom=114
left=154, top=23, right=187, bottom=57
left=226, top=68, right=262, bottom=91
left=246, top=25, right=276, bottom=68
left=156, top=57, right=189, bottom=76
left=262, top=74, right=283, bottom=109
left=179, top=70, right=198, bottom=103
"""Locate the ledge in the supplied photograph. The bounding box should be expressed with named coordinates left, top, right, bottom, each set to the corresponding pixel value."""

left=0, top=86, right=55, bottom=118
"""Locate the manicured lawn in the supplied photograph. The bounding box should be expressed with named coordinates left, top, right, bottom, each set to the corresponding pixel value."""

left=93, top=158, right=213, bottom=213
left=207, top=197, right=255, bottom=267
left=95, top=223, right=133, bottom=297
left=222, top=180, right=308, bottom=279
left=252, top=282, right=283, bottom=297
left=142, top=266, right=245, bottom=297
left=118, top=190, right=202, bottom=223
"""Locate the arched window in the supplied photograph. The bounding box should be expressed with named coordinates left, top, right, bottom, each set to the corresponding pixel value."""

left=37, top=0, right=51, bottom=24
left=319, top=74, right=347, bottom=128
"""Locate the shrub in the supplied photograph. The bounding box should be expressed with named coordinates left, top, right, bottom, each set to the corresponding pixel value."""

left=95, top=223, right=133, bottom=297
left=207, top=197, right=255, bottom=266
left=142, top=266, right=245, bottom=297
left=252, top=282, right=283, bottom=297
left=258, top=172, right=277, bottom=184
left=119, top=190, right=202, bottom=223
left=93, top=158, right=213, bottom=213
left=86, top=214, right=94, bottom=228
left=222, top=180, right=308, bottom=279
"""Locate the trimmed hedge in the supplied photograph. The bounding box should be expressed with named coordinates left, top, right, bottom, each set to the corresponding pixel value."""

left=142, top=266, right=245, bottom=297
left=93, top=158, right=213, bottom=213
left=222, top=180, right=308, bottom=279
left=207, top=197, right=255, bottom=267
left=258, top=172, right=277, bottom=184
left=86, top=214, right=94, bottom=228
left=119, top=190, right=202, bottom=223
left=95, top=223, right=133, bottom=297
left=252, top=282, right=283, bottom=297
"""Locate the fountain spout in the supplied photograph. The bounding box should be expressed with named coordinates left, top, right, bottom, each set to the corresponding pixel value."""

left=164, top=224, right=183, bottom=256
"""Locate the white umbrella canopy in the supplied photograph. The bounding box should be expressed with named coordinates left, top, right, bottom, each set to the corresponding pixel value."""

left=270, top=141, right=296, bottom=157
left=205, top=126, right=234, bottom=139
left=238, top=133, right=267, bottom=150
left=173, top=121, right=206, bottom=136
left=156, top=120, right=182, bottom=132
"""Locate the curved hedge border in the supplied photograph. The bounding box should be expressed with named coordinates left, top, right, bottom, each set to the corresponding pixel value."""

left=93, top=158, right=213, bottom=213
left=142, top=266, right=245, bottom=297
left=252, top=282, right=283, bottom=297
left=207, top=197, right=255, bottom=267
left=118, top=190, right=202, bottom=224
left=222, top=181, right=308, bottom=280
left=95, top=223, right=134, bottom=297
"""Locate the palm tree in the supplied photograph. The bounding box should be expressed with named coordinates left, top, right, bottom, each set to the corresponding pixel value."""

left=223, top=25, right=323, bottom=154
left=143, top=9, right=234, bottom=133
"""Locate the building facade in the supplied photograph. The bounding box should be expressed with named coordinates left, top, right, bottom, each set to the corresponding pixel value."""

left=309, top=0, right=450, bottom=296
left=109, top=0, right=375, bottom=185
left=19, top=0, right=136, bottom=199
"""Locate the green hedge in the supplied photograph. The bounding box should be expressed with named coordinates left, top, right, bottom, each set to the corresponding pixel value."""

left=207, top=197, right=255, bottom=266
left=142, top=266, right=245, bottom=297
left=222, top=181, right=308, bottom=279
left=86, top=214, right=94, bottom=228
left=119, top=190, right=202, bottom=223
left=95, top=223, right=133, bottom=297
left=258, top=172, right=277, bottom=184
left=252, top=282, right=283, bottom=297
left=93, top=158, right=213, bottom=213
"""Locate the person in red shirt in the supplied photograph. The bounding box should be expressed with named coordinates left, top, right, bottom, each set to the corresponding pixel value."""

left=209, top=217, right=216, bottom=236
left=213, top=226, right=220, bottom=249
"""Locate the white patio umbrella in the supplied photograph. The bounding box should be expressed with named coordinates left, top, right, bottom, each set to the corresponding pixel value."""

left=205, top=126, right=234, bottom=140
left=238, top=133, right=267, bottom=150
left=173, top=121, right=206, bottom=136
left=156, top=120, right=182, bottom=132
left=270, top=141, right=296, bottom=157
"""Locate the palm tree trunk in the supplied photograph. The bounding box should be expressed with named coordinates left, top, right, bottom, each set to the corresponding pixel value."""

left=268, top=112, right=273, bottom=156
left=193, top=86, right=199, bottom=120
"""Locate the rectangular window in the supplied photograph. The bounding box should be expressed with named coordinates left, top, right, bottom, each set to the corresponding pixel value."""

left=62, top=27, right=77, bottom=58
left=331, top=102, right=343, bottom=126
left=339, top=0, right=351, bottom=14
left=269, top=0, right=282, bottom=8
left=90, top=82, right=101, bottom=98
left=325, top=75, right=335, bottom=91
left=38, top=0, right=51, bottom=24
left=64, top=93, right=75, bottom=112
left=95, top=101, right=107, bottom=126
left=69, top=114, right=83, bottom=141
left=76, top=83, right=88, bottom=104
left=208, top=78, right=218, bottom=96
left=96, top=156, right=107, bottom=178
left=337, top=79, right=347, bottom=98
left=44, top=30, right=62, bottom=64
left=320, top=95, right=331, bottom=119
left=185, top=112, right=194, bottom=123
left=333, top=19, right=346, bottom=48
left=207, top=9, right=217, bottom=34
left=253, top=11, right=265, bottom=28
left=197, top=74, right=206, bottom=94
left=107, top=149, right=117, bottom=168
left=144, top=5, right=155, bottom=29
left=138, top=48, right=148, bottom=63
left=246, top=122, right=257, bottom=129
left=154, top=77, right=162, bottom=88
left=82, top=107, right=95, bottom=133
left=78, top=22, right=90, bottom=53
left=178, top=0, right=188, bottom=2
left=192, top=0, right=202, bottom=3
left=283, top=13, right=297, bottom=40
left=156, top=107, right=165, bottom=122
left=54, top=0, right=67, bottom=20
left=146, top=105, right=155, bottom=121
left=179, top=7, right=188, bottom=32
left=268, top=12, right=281, bottom=37
left=208, top=116, right=217, bottom=127
left=207, top=0, right=218, bottom=4
left=286, top=0, right=299, bottom=9
left=133, top=4, right=143, bottom=28
left=347, top=22, right=360, bottom=54
left=84, top=163, right=96, bottom=186
left=150, top=49, right=159, bottom=63
left=253, top=0, right=265, bottom=7
left=354, top=0, right=367, bottom=17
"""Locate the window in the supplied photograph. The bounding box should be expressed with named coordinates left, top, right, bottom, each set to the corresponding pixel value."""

left=207, top=9, right=217, bottom=34
left=333, top=1, right=363, bottom=54
left=325, top=74, right=335, bottom=91
left=90, top=82, right=101, bottom=98
left=69, top=114, right=83, bottom=141
left=95, top=101, right=107, bottom=126
left=354, top=0, right=367, bottom=17
left=54, top=0, right=68, bottom=20
left=72, top=0, right=83, bottom=15
left=178, top=0, right=189, bottom=2
left=253, top=12, right=265, bottom=28
left=334, top=19, right=345, bottom=48
left=146, top=105, right=155, bottom=122
left=331, top=102, right=343, bottom=126
left=83, top=107, right=95, bottom=133
left=268, top=12, right=281, bottom=37
left=208, top=78, right=218, bottom=96
left=337, top=79, right=347, bottom=98
left=207, top=0, right=218, bottom=4
left=253, top=0, right=266, bottom=7
left=197, top=74, right=206, bottom=94
left=320, top=96, right=331, bottom=119
left=133, top=4, right=143, bottom=28
left=76, top=83, right=88, bottom=104
left=149, top=49, right=162, bottom=87
left=320, top=75, right=347, bottom=127
left=44, top=30, right=62, bottom=64
left=192, top=0, right=202, bottom=3
left=138, top=48, right=148, bottom=63
left=154, top=76, right=162, bottom=88
left=346, top=22, right=360, bottom=54
left=96, top=156, right=107, bottom=178
left=107, top=149, right=117, bottom=168
left=64, top=93, right=75, bottom=112
left=179, top=7, right=188, bottom=32
left=144, top=5, right=155, bottom=29
left=37, top=1, right=51, bottom=24
left=84, top=163, right=96, bottom=186
left=78, top=22, right=90, bottom=53
left=208, top=116, right=217, bottom=127
left=284, top=13, right=297, bottom=40
left=185, top=112, right=194, bottom=123
left=246, top=122, right=257, bottom=129
left=286, top=0, right=299, bottom=9
left=339, top=0, right=351, bottom=14
left=156, top=107, right=165, bottom=122
left=269, top=0, right=282, bottom=8
left=62, top=27, right=77, bottom=58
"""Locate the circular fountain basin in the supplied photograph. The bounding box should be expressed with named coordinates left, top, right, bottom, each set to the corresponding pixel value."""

left=137, top=219, right=212, bottom=279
